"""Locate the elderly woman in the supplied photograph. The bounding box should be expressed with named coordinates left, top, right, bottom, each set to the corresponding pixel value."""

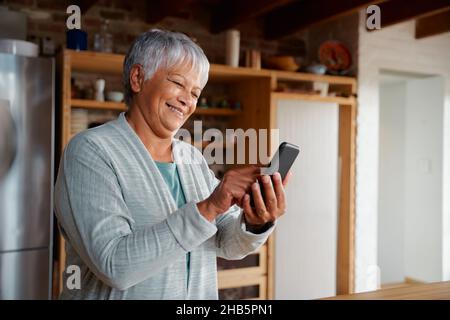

left=54, top=29, right=289, bottom=299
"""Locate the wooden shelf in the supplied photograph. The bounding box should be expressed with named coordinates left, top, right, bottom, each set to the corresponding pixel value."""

left=71, top=99, right=242, bottom=116
left=71, top=99, right=127, bottom=111
left=272, top=69, right=356, bottom=86
left=271, top=92, right=356, bottom=105
left=195, top=107, right=241, bottom=116
left=218, top=273, right=267, bottom=299
left=209, top=64, right=271, bottom=81
left=67, top=49, right=271, bottom=80
left=65, top=49, right=355, bottom=91
left=68, top=50, right=124, bottom=74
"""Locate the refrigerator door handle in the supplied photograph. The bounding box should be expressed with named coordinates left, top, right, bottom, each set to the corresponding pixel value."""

left=0, top=99, right=17, bottom=180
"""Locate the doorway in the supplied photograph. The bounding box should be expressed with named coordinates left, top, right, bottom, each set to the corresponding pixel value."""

left=378, top=70, right=445, bottom=288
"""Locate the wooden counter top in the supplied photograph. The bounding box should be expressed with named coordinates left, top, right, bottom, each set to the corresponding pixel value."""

left=325, top=281, right=450, bottom=300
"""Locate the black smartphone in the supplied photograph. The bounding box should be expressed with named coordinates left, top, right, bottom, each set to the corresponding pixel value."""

left=250, top=142, right=300, bottom=207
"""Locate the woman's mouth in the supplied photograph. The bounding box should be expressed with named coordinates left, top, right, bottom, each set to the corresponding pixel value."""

left=166, top=103, right=185, bottom=118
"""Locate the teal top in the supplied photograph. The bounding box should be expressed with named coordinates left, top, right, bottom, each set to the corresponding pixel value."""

left=154, top=161, right=190, bottom=288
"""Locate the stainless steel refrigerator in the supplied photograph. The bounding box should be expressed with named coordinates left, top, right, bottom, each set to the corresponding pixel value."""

left=0, top=40, right=54, bottom=299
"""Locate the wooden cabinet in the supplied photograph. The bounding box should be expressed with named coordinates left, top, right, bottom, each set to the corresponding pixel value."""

left=54, top=49, right=356, bottom=299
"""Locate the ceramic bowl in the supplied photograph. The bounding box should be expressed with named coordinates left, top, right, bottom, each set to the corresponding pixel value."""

left=265, top=55, right=300, bottom=72
left=305, top=64, right=327, bottom=75
left=106, top=91, right=124, bottom=102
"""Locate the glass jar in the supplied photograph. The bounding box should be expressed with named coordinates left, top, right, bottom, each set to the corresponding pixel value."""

left=93, top=20, right=113, bottom=53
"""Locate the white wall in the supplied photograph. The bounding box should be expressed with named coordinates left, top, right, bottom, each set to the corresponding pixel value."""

left=357, top=11, right=450, bottom=291
left=274, top=100, right=338, bottom=299
left=403, top=77, right=444, bottom=282
left=378, top=81, right=406, bottom=284
left=378, top=76, right=445, bottom=285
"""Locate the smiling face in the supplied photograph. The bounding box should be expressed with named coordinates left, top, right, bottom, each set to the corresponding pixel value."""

left=131, top=62, right=203, bottom=138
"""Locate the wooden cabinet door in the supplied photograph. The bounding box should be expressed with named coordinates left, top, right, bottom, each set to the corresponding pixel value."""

left=274, top=99, right=339, bottom=299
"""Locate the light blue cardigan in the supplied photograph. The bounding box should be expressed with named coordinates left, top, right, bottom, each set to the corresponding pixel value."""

left=54, top=113, right=274, bottom=299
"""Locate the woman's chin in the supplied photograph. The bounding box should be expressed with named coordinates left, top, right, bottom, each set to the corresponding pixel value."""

left=173, top=119, right=185, bottom=129
left=162, top=121, right=184, bottom=134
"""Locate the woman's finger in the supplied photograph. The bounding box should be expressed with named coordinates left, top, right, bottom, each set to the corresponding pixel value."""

left=273, top=172, right=286, bottom=211
left=235, top=166, right=261, bottom=191
left=261, top=175, right=277, bottom=213
left=282, top=170, right=292, bottom=186
left=241, top=165, right=261, bottom=180
left=251, top=182, right=268, bottom=217
left=242, top=194, right=259, bottom=222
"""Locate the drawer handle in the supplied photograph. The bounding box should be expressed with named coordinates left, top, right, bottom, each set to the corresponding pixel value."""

left=0, top=99, right=17, bottom=180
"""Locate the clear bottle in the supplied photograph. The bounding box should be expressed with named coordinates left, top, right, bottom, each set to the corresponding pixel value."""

left=94, top=20, right=113, bottom=53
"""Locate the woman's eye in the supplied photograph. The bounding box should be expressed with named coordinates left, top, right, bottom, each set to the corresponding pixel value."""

left=174, top=81, right=183, bottom=87
left=192, top=93, right=199, bottom=99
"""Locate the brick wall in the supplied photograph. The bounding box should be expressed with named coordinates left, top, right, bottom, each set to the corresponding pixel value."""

left=0, top=0, right=358, bottom=75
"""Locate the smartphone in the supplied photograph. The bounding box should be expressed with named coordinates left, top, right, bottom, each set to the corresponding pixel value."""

left=250, top=142, right=300, bottom=207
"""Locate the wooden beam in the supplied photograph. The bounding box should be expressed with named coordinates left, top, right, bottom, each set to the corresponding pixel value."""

left=146, top=0, right=195, bottom=24
left=376, top=0, right=450, bottom=29
left=211, top=0, right=293, bottom=34
left=264, top=0, right=383, bottom=40
left=415, top=9, right=450, bottom=39
left=71, top=0, right=97, bottom=13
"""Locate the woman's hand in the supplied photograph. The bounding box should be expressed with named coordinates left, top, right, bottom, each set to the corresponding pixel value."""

left=242, top=171, right=291, bottom=231
left=197, top=166, right=260, bottom=222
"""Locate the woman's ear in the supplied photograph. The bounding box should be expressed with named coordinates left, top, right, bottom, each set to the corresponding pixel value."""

left=129, top=64, right=144, bottom=95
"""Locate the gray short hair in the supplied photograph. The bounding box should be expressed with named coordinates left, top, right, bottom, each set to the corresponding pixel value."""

left=123, top=29, right=210, bottom=105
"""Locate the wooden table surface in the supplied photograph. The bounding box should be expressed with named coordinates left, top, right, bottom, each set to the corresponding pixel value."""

left=324, top=281, right=450, bottom=300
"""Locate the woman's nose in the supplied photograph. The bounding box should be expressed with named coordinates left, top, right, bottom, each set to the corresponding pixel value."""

left=178, top=91, right=193, bottom=106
